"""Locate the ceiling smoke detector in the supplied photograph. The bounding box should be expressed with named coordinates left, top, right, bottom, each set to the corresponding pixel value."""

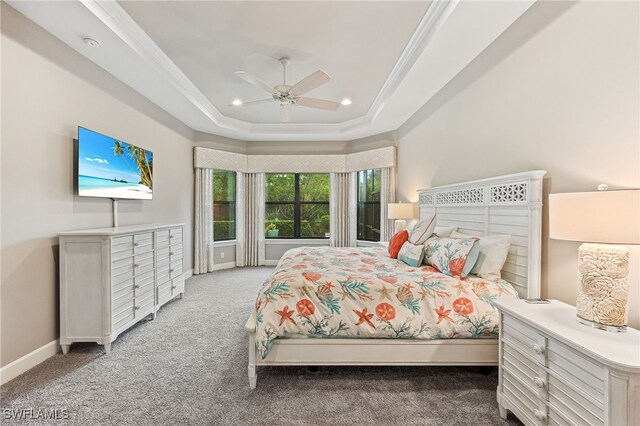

left=83, top=37, right=100, bottom=48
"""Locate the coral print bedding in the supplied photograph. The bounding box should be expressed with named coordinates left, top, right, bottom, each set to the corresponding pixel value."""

left=253, top=246, right=518, bottom=359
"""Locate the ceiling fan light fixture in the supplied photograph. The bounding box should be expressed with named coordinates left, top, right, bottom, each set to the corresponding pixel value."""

left=231, top=99, right=243, bottom=106
left=341, top=98, right=352, bottom=106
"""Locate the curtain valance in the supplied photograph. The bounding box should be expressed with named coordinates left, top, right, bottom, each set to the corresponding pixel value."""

left=193, top=146, right=396, bottom=173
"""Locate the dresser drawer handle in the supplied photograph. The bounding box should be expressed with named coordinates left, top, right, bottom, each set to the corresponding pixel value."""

left=134, top=305, right=140, bottom=310
left=533, top=377, right=545, bottom=388
left=170, top=252, right=174, bottom=256
left=533, top=409, right=546, bottom=421
left=134, top=284, right=141, bottom=289
left=170, top=268, right=174, bottom=273
left=532, top=344, right=544, bottom=355
left=134, top=242, right=139, bottom=247
left=171, top=286, right=176, bottom=290
left=169, top=235, right=174, bottom=239
left=134, top=263, right=140, bottom=268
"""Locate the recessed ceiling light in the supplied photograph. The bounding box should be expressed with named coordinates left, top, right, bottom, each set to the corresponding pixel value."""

left=231, top=99, right=243, bottom=106
left=341, top=98, right=352, bottom=106
left=83, top=37, right=100, bottom=47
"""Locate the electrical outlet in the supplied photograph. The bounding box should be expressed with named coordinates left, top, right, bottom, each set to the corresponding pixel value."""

left=220, top=252, right=225, bottom=259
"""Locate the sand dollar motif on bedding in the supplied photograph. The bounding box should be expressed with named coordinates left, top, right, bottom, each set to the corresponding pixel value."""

left=296, top=299, right=316, bottom=317
left=375, top=303, right=396, bottom=321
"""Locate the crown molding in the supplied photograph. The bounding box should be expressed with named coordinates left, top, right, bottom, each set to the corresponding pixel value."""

left=79, top=0, right=457, bottom=138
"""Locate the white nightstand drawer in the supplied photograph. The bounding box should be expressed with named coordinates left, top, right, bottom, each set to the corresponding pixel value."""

left=503, top=343, right=547, bottom=398
left=502, top=370, right=546, bottom=425
left=547, top=386, right=603, bottom=426
left=547, top=338, right=604, bottom=396
left=503, top=317, right=547, bottom=365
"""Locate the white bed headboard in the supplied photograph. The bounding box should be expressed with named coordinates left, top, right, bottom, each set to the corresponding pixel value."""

left=417, top=171, right=546, bottom=299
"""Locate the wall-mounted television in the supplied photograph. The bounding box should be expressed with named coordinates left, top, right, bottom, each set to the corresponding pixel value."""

left=77, top=127, right=153, bottom=200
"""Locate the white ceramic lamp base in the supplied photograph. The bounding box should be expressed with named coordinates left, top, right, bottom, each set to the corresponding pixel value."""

left=394, top=219, right=407, bottom=233
left=575, top=243, right=629, bottom=332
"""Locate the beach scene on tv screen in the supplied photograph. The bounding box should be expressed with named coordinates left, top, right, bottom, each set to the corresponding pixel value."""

left=78, top=128, right=153, bottom=199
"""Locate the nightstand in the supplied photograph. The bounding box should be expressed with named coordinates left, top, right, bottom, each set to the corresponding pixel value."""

left=494, top=298, right=640, bottom=426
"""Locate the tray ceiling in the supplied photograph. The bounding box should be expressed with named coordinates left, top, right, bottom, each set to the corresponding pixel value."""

left=7, top=0, right=536, bottom=141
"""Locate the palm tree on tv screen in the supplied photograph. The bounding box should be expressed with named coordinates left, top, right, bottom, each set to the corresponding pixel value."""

left=113, top=140, right=153, bottom=189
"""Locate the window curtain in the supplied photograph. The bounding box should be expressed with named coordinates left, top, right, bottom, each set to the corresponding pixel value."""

left=194, top=168, right=214, bottom=274
left=236, top=173, right=265, bottom=266
left=379, top=167, right=397, bottom=241
left=329, top=172, right=357, bottom=247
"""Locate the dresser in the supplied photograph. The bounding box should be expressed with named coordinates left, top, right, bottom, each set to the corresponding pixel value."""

left=58, top=224, right=185, bottom=354
left=495, top=299, right=640, bottom=426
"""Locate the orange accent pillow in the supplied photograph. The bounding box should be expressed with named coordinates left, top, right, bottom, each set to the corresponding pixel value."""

left=388, top=230, right=409, bottom=259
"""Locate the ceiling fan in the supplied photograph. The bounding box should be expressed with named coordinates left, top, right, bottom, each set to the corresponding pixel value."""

left=233, top=57, right=342, bottom=122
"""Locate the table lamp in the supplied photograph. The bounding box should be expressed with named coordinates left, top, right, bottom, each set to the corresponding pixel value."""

left=388, top=202, right=415, bottom=233
left=549, top=187, right=640, bottom=331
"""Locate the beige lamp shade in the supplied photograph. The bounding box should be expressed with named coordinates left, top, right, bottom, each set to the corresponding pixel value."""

left=549, top=189, right=640, bottom=244
left=387, top=203, right=415, bottom=219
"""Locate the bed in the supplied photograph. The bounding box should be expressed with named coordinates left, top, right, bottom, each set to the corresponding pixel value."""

left=245, top=170, right=546, bottom=388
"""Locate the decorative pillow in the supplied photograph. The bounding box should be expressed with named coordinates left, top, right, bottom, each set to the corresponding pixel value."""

left=408, top=213, right=437, bottom=245
left=388, top=230, right=409, bottom=259
left=433, top=226, right=456, bottom=238
left=450, top=231, right=512, bottom=278
left=397, top=241, right=425, bottom=267
left=425, top=237, right=480, bottom=278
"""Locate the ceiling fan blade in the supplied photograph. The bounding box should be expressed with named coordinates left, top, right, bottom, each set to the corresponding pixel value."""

left=280, top=104, right=292, bottom=122
left=229, top=99, right=275, bottom=107
left=290, top=70, right=330, bottom=96
left=296, top=97, right=341, bottom=111
left=234, top=71, right=275, bottom=94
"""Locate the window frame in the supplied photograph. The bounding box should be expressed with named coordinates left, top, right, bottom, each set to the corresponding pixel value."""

left=213, top=169, right=236, bottom=242
left=265, top=173, right=330, bottom=239
left=357, top=169, right=382, bottom=242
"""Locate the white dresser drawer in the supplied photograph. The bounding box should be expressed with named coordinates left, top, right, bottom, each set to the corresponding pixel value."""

left=112, top=267, right=134, bottom=285
left=156, top=246, right=170, bottom=259
left=171, top=276, right=185, bottom=296
left=112, top=235, right=133, bottom=250
left=156, top=229, right=169, bottom=243
left=111, top=246, right=134, bottom=262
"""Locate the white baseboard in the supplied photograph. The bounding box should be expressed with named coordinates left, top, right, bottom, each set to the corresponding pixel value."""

left=184, top=269, right=193, bottom=279
left=1, top=340, right=59, bottom=386
left=212, top=261, right=236, bottom=271
left=265, top=260, right=279, bottom=266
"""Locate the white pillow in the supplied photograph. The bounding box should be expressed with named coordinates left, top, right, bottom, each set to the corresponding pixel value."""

left=433, top=226, right=456, bottom=238
left=408, top=213, right=437, bottom=245
left=450, top=231, right=511, bottom=278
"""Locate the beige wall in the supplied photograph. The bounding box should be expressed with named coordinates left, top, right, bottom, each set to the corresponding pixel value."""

left=397, top=1, right=640, bottom=327
left=1, top=4, right=194, bottom=367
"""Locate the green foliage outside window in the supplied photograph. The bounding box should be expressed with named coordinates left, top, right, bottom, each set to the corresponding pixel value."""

left=265, top=173, right=330, bottom=238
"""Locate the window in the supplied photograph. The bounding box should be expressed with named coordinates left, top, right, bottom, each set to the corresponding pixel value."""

left=357, top=169, right=381, bottom=241
left=213, top=170, right=236, bottom=241
left=265, top=173, right=330, bottom=239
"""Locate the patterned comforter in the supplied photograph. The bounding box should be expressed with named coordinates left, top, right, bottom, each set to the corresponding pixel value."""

left=253, top=246, right=518, bottom=359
